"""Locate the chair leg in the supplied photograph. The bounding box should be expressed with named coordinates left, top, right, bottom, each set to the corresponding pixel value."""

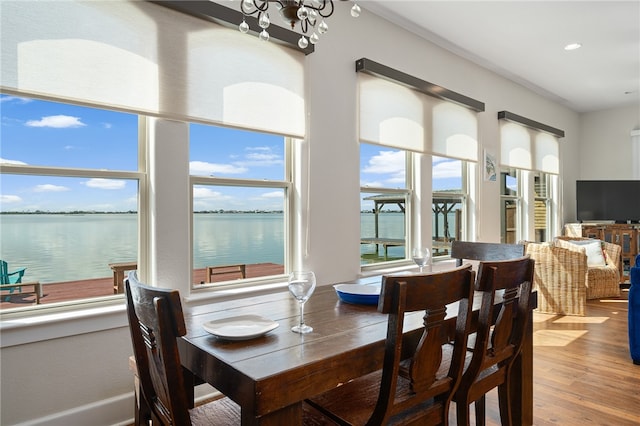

left=475, top=395, right=486, bottom=426
left=456, top=399, right=471, bottom=426
left=497, top=381, right=513, bottom=426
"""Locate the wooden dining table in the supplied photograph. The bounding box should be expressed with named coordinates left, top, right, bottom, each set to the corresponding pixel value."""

left=178, top=275, right=536, bottom=425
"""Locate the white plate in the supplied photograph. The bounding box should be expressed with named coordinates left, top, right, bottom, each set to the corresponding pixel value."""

left=203, top=315, right=279, bottom=340
left=333, top=284, right=381, bottom=295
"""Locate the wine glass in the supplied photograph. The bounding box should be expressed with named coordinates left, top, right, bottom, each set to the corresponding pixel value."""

left=412, top=247, right=431, bottom=273
left=288, top=270, right=316, bottom=334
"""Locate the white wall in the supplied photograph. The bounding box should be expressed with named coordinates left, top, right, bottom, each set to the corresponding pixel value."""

left=579, top=104, right=640, bottom=179
left=3, top=2, right=636, bottom=424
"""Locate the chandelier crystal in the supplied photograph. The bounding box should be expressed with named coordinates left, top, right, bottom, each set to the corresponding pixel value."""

left=238, top=0, right=360, bottom=49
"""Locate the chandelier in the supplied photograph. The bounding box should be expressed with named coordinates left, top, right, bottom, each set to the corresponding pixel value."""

left=238, top=0, right=361, bottom=49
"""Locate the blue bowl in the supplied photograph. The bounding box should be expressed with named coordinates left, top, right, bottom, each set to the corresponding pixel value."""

left=333, top=284, right=380, bottom=305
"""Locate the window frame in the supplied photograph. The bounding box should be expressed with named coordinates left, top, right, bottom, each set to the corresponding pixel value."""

left=359, top=144, right=414, bottom=272
left=431, top=156, right=469, bottom=258
left=0, top=95, right=147, bottom=313
left=188, top=133, right=294, bottom=288
left=500, top=167, right=522, bottom=244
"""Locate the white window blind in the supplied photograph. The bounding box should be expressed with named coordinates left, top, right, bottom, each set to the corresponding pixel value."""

left=358, top=74, right=426, bottom=152
left=431, top=100, right=478, bottom=161
left=500, top=120, right=559, bottom=174
left=534, top=132, right=560, bottom=174
left=500, top=121, right=533, bottom=170
left=358, top=74, right=478, bottom=161
left=0, top=0, right=306, bottom=138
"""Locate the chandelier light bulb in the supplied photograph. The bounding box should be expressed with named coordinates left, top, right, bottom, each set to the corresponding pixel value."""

left=259, top=29, right=270, bottom=42
left=351, top=3, right=361, bottom=18
left=241, top=0, right=255, bottom=13
left=310, top=33, right=320, bottom=44
left=318, top=20, right=328, bottom=34
left=258, top=13, right=270, bottom=29
left=298, top=36, right=309, bottom=49
left=297, top=5, right=309, bottom=20
left=308, top=9, right=317, bottom=26
left=239, top=19, right=250, bottom=34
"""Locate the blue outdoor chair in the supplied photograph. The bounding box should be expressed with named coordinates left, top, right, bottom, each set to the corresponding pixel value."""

left=1, top=260, right=27, bottom=300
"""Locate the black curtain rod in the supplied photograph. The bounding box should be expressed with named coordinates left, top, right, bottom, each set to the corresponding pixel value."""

left=498, top=111, right=565, bottom=138
left=355, top=58, right=485, bottom=112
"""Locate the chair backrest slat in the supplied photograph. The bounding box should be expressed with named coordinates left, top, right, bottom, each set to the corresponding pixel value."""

left=0, top=261, right=8, bottom=284
left=125, top=272, right=192, bottom=425
left=455, top=256, right=535, bottom=425
left=451, top=241, right=525, bottom=267
left=368, top=263, right=475, bottom=425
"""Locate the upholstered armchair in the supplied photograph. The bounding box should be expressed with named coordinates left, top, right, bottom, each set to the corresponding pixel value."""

left=525, top=241, right=588, bottom=316
left=524, top=238, right=621, bottom=316
left=555, top=236, right=621, bottom=299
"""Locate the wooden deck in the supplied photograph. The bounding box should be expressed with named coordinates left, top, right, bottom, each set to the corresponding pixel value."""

left=0, top=263, right=284, bottom=310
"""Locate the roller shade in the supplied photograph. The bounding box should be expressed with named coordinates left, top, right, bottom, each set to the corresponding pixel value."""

left=0, top=0, right=306, bottom=137
left=358, top=74, right=426, bottom=152
left=431, top=100, right=478, bottom=161
left=500, top=119, right=559, bottom=174
left=534, top=132, right=560, bottom=174
left=358, top=73, right=478, bottom=160
left=500, top=121, right=533, bottom=170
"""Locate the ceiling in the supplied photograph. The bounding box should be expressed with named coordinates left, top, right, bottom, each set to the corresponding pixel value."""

left=362, top=1, right=640, bottom=113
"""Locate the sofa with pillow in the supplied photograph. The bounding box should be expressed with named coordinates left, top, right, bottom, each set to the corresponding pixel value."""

left=554, top=236, right=621, bottom=300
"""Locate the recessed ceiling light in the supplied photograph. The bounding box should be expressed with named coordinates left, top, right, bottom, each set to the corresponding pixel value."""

left=564, top=43, right=582, bottom=51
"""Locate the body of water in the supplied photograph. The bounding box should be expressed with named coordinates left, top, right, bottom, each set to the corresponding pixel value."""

left=1, top=212, right=454, bottom=283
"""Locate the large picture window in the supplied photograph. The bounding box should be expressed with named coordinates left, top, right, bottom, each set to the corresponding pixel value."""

left=501, top=167, right=521, bottom=244
left=189, top=123, right=290, bottom=286
left=432, top=156, right=467, bottom=257
left=359, top=143, right=410, bottom=265
left=0, top=94, right=142, bottom=310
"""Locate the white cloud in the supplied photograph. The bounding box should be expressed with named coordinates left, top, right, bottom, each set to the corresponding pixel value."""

left=362, top=150, right=405, bottom=174
left=261, top=191, right=283, bottom=199
left=0, top=158, right=27, bottom=165
left=360, top=180, right=384, bottom=187
left=193, top=187, right=233, bottom=200
left=433, top=160, right=462, bottom=179
left=26, top=115, right=86, bottom=128
left=0, top=95, right=31, bottom=104
left=83, top=178, right=126, bottom=190
left=189, top=161, right=247, bottom=175
left=242, top=146, right=282, bottom=165
left=1, top=194, right=22, bottom=203
left=34, top=184, right=70, bottom=193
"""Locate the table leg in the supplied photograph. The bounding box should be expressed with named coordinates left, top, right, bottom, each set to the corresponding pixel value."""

left=510, top=307, right=534, bottom=425
left=241, top=403, right=302, bottom=425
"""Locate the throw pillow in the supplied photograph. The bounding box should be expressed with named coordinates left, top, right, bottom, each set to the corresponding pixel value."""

left=567, top=239, right=607, bottom=267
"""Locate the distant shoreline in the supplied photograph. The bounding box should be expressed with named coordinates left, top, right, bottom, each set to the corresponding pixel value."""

left=1, top=210, right=402, bottom=215
left=0, top=210, right=288, bottom=215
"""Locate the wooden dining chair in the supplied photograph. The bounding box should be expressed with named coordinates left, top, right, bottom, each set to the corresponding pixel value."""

left=453, top=256, right=535, bottom=426
left=450, top=241, right=525, bottom=267
left=306, top=264, right=476, bottom=426
left=124, top=272, right=241, bottom=425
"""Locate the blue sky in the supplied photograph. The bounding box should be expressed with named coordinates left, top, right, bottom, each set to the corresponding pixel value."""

left=1, top=94, right=462, bottom=212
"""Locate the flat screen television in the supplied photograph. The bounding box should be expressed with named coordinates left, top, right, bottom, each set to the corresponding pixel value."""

left=576, top=180, right=640, bottom=223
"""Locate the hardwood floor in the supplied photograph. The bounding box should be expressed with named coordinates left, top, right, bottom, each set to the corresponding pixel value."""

left=451, top=287, right=640, bottom=425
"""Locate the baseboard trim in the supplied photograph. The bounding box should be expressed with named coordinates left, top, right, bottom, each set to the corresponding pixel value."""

left=10, top=387, right=222, bottom=426
left=12, top=392, right=135, bottom=426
